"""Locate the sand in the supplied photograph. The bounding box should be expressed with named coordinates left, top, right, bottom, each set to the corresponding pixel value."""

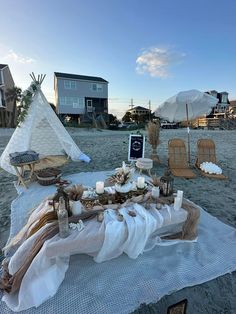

left=0, top=127, right=236, bottom=313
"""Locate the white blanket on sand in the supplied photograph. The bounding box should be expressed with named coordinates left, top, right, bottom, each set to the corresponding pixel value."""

left=1, top=171, right=236, bottom=314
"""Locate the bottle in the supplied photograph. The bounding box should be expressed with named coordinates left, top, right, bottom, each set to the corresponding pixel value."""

left=57, top=196, right=69, bottom=238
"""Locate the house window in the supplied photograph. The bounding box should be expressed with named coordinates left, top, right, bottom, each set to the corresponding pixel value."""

left=0, top=90, right=5, bottom=107
left=72, top=98, right=84, bottom=109
left=59, top=96, right=66, bottom=105
left=64, top=80, right=77, bottom=90
left=91, top=83, right=103, bottom=92
left=221, top=94, right=227, bottom=103
left=59, top=96, right=84, bottom=108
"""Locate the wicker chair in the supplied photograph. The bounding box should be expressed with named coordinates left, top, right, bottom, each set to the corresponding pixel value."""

left=195, top=139, right=227, bottom=179
left=168, top=139, right=196, bottom=179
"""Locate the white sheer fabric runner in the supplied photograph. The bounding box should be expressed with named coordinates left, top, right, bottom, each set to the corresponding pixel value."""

left=3, top=198, right=189, bottom=311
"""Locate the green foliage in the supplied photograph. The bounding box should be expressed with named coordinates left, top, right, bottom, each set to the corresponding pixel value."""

left=17, top=82, right=40, bottom=126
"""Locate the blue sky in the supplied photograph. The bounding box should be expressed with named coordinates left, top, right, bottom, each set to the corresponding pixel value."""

left=1, top=0, right=236, bottom=118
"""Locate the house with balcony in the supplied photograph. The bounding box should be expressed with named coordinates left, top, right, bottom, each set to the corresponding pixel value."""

left=127, top=106, right=151, bottom=116
left=54, top=72, right=108, bottom=124
left=193, top=90, right=230, bottom=129
left=206, top=90, right=230, bottom=118
left=0, top=64, right=15, bottom=127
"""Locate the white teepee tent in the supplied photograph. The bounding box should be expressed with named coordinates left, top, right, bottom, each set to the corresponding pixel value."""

left=0, top=74, right=90, bottom=175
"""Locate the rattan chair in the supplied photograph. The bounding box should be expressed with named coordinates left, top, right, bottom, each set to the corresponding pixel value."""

left=195, top=139, right=227, bottom=179
left=168, top=138, right=196, bottom=179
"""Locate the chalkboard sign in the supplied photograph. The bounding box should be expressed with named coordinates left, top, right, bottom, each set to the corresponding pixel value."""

left=128, top=134, right=145, bottom=161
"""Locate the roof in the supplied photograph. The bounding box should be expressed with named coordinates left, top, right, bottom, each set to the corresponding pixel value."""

left=0, top=64, right=8, bottom=70
left=128, top=106, right=150, bottom=111
left=54, top=72, right=108, bottom=83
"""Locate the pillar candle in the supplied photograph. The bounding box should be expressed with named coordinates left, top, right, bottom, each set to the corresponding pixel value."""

left=177, top=190, right=183, bottom=202
left=174, top=196, right=182, bottom=211
left=96, top=181, right=104, bottom=194
left=151, top=186, right=160, bottom=199
left=137, top=176, right=145, bottom=189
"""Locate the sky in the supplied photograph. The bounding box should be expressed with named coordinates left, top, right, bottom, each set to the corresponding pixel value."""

left=0, top=0, right=236, bottom=118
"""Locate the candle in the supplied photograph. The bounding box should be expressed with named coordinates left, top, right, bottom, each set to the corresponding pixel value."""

left=96, top=181, right=104, bottom=194
left=151, top=186, right=160, bottom=199
left=137, top=176, right=145, bottom=189
left=177, top=190, right=183, bottom=202
left=174, top=196, right=182, bottom=211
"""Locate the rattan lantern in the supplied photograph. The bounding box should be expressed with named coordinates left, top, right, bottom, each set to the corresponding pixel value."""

left=53, top=185, right=71, bottom=216
left=160, top=169, right=174, bottom=196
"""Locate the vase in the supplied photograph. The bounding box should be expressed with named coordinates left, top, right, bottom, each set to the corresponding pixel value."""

left=115, top=182, right=133, bottom=193
left=71, top=200, right=83, bottom=216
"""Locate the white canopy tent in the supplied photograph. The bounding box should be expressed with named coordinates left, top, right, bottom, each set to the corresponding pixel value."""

left=0, top=76, right=90, bottom=175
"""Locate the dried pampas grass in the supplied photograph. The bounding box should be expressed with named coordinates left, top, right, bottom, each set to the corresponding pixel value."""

left=147, top=121, right=161, bottom=163
left=147, top=121, right=160, bottom=147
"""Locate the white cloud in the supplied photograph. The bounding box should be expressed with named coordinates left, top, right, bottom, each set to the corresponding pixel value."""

left=0, top=45, right=36, bottom=64
left=4, top=49, right=36, bottom=64
left=136, top=47, right=185, bottom=78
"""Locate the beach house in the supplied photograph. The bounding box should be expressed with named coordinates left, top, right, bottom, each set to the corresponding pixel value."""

left=54, top=72, right=108, bottom=124
left=194, top=90, right=230, bottom=129
left=0, top=64, right=15, bottom=127
left=206, top=90, right=230, bottom=118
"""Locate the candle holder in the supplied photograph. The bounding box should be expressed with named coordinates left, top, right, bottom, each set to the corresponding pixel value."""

left=160, top=169, right=174, bottom=197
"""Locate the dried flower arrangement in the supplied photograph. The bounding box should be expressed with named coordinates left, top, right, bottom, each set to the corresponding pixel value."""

left=147, top=121, right=161, bottom=163
left=66, top=184, right=84, bottom=201
left=109, top=161, right=134, bottom=186
left=150, top=174, right=161, bottom=187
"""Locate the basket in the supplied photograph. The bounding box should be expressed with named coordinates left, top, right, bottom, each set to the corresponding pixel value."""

left=36, top=168, right=62, bottom=186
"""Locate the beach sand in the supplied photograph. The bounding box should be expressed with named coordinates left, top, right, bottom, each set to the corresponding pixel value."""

left=0, top=127, right=235, bottom=313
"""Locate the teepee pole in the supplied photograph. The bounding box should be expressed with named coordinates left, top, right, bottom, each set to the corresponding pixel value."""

left=29, top=73, right=35, bottom=81
left=29, top=73, right=46, bottom=85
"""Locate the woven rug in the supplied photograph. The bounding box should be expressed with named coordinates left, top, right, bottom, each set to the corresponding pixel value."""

left=1, top=171, right=236, bottom=313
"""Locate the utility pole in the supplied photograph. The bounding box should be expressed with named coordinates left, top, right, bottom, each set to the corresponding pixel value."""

left=148, top=100, right=151, bottom=121
left=129, top=98, right=134, bottom=109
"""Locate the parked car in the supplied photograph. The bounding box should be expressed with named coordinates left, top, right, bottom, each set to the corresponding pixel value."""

left=161, top=120, right=178, bottom=129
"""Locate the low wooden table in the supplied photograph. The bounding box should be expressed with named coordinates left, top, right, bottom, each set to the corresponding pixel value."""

left=12, top=160, right=39, bottom=189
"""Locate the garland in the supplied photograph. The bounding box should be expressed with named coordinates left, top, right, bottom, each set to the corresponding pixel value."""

left=17, top=81, right=40, bottom=126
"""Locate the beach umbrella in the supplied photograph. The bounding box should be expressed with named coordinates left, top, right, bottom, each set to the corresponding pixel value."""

left=155, top=89, right=218, bottom=163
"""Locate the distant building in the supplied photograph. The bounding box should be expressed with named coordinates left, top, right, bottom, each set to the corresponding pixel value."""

left=127, top=106, right=151, bottom=116
left=229, top=100, right=236, bottom=118
left=206, top=90, right=230, bottom=118
left=0, top=64, right=15, bottom=111
left=54, top=72, right=108, bottom=123
left=193, top=90, right=231, bottom=129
